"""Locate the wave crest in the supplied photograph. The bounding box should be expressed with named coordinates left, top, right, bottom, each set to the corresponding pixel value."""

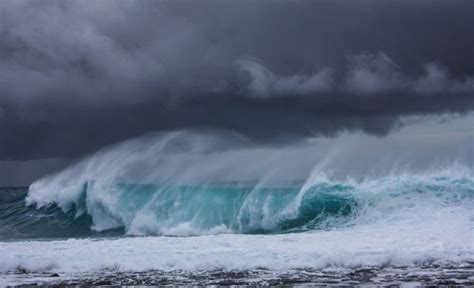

left=22, top=131, right=474, bottom=237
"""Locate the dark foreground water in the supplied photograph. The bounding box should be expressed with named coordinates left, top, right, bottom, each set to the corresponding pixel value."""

left=3, top=265, right=474, bottom=286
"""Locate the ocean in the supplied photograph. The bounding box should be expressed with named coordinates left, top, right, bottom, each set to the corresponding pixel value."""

left=1, top=170, right=474, bottom=286
left=1, top=131, right=474, bottom=286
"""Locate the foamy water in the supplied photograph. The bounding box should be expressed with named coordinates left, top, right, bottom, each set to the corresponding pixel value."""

left=1, top=129, right=473, bottom=285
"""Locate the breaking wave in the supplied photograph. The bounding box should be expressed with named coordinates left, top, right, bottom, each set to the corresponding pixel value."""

left=4, top=130, right=470, bottom=239
left=2, top=171, right=472, bottom=239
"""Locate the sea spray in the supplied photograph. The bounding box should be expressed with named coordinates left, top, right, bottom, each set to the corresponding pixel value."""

left=19, top=130, right=474, bottom=238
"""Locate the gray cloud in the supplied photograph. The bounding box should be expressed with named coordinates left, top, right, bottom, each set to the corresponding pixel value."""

left=344, top=53, right=406, bottom=95
left=1, top=0, right=474, bottom=160
left=415, top=64, right=452, bottom=94
left=236, top=57, right=334, bottom=98
left=415, top=63, right=474, bottom=95
left=238, top=53, right=474, bottom=97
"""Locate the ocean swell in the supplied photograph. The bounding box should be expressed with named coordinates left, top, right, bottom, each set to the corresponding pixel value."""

left=17, top=130, right=474, bottom=238
left=17, top=167, right=474, bottom=238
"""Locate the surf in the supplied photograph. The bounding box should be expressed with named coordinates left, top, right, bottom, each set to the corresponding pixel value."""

left=6, top=129, right=471, bottom=239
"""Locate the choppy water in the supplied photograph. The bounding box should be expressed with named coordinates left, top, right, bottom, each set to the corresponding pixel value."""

left=2, top=170, right=474, bottom=239
left=1, top=130, right=473, bottom=286
left=3, top=265, right=474, bottom=286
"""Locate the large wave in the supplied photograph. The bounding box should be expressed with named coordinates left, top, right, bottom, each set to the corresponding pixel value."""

left=17, top=130, right=474, bottom=238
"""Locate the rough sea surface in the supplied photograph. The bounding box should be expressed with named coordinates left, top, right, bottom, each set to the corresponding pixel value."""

left=1, top=170, right=474, bottom=286
left=1, top=132, right=473, bottom=286
left=3, top=265, right=474, bottom=286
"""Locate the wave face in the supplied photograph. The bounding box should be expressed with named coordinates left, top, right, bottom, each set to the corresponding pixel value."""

left=15, top=167, right=474, bottom=239
left=16, top=130, right=474, bottom=239
left=2, top=183, right=357, bottom=239
left=0, top=188, right=123, bottom=240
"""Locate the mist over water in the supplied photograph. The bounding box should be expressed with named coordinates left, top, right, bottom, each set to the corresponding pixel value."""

left=21, top=127, right=474, bottom=237
left=0, top=126, right=473, bottom=284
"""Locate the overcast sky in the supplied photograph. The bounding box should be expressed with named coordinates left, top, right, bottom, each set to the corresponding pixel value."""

left=1, top=0, right=474, bottom=185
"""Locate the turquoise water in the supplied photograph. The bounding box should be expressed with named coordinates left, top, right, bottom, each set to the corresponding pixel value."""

left=2, top=172, right=474, bottom=239
left=0, top=183, right=356, bottom=239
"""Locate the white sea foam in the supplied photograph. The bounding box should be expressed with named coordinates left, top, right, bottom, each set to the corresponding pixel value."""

left=1, top=211, right=473, bottom=275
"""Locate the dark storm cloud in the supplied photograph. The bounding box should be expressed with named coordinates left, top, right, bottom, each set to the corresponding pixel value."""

left=1, top=0, right=474, bottom=160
